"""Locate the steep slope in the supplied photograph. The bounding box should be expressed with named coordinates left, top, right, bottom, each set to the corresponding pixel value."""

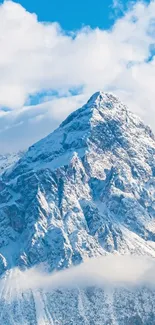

left=0, top=151, right=23, bottom=175
left=0, top=91, right=155, bottom=275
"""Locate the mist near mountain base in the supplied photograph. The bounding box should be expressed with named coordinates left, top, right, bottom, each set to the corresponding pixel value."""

left=4, top=255, right=155, bottom=296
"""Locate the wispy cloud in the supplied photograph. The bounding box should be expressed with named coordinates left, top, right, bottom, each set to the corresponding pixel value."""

left=112, top=0, right=124, bottom=13
left=5, top=256, right=155, bottom=294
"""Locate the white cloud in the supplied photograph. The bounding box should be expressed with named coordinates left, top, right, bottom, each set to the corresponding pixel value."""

left=5, top=256, right=155, bottom=294
left=112, top=0, right=124, bottom=13
left=0, top=0, right=155, bottom=152
left=0, top=93, right=86, bottom=152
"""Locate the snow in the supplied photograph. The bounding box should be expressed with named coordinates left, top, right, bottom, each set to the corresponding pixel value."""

left=0, top=91, right=155, bottom=323
left=0, top=151, right=23, bottom=175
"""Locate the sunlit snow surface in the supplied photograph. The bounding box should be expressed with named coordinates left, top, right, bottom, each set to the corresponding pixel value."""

left=0, top=92, right=155, bottom=324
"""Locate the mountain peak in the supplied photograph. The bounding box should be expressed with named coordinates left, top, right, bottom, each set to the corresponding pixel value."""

left=7, top=91, right=154, bottom=177
left=0, top=91, right=155, bottom=273
left=0, top=92, right=155, bottom=323
left=86, top=91, right=107, bottom=106
left=63, top=90, right=132, bottom=129
left=86, top=91, right=118, bottom=108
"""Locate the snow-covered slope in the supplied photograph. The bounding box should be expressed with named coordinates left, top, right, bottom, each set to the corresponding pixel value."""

left=0, top=91, right=155, bottom=324
left=0, top=151, right=23, bottom=175
left=0, top=277, right=155, bottom=325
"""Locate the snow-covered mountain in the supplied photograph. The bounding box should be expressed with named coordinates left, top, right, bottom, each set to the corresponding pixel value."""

left=0, top=91, right=155, bottom=324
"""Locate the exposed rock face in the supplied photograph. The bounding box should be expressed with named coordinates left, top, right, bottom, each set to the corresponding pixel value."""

left=0, top=92, right=155, bottom=324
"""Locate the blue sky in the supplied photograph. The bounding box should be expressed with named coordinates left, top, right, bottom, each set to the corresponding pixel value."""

left=14, top=0, right=122, bottom=30
left=0, top=0, right=154, bottom=153
left=1, top=0, right=150, bottom=30
left=1, top=0, right=115, bottom=30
